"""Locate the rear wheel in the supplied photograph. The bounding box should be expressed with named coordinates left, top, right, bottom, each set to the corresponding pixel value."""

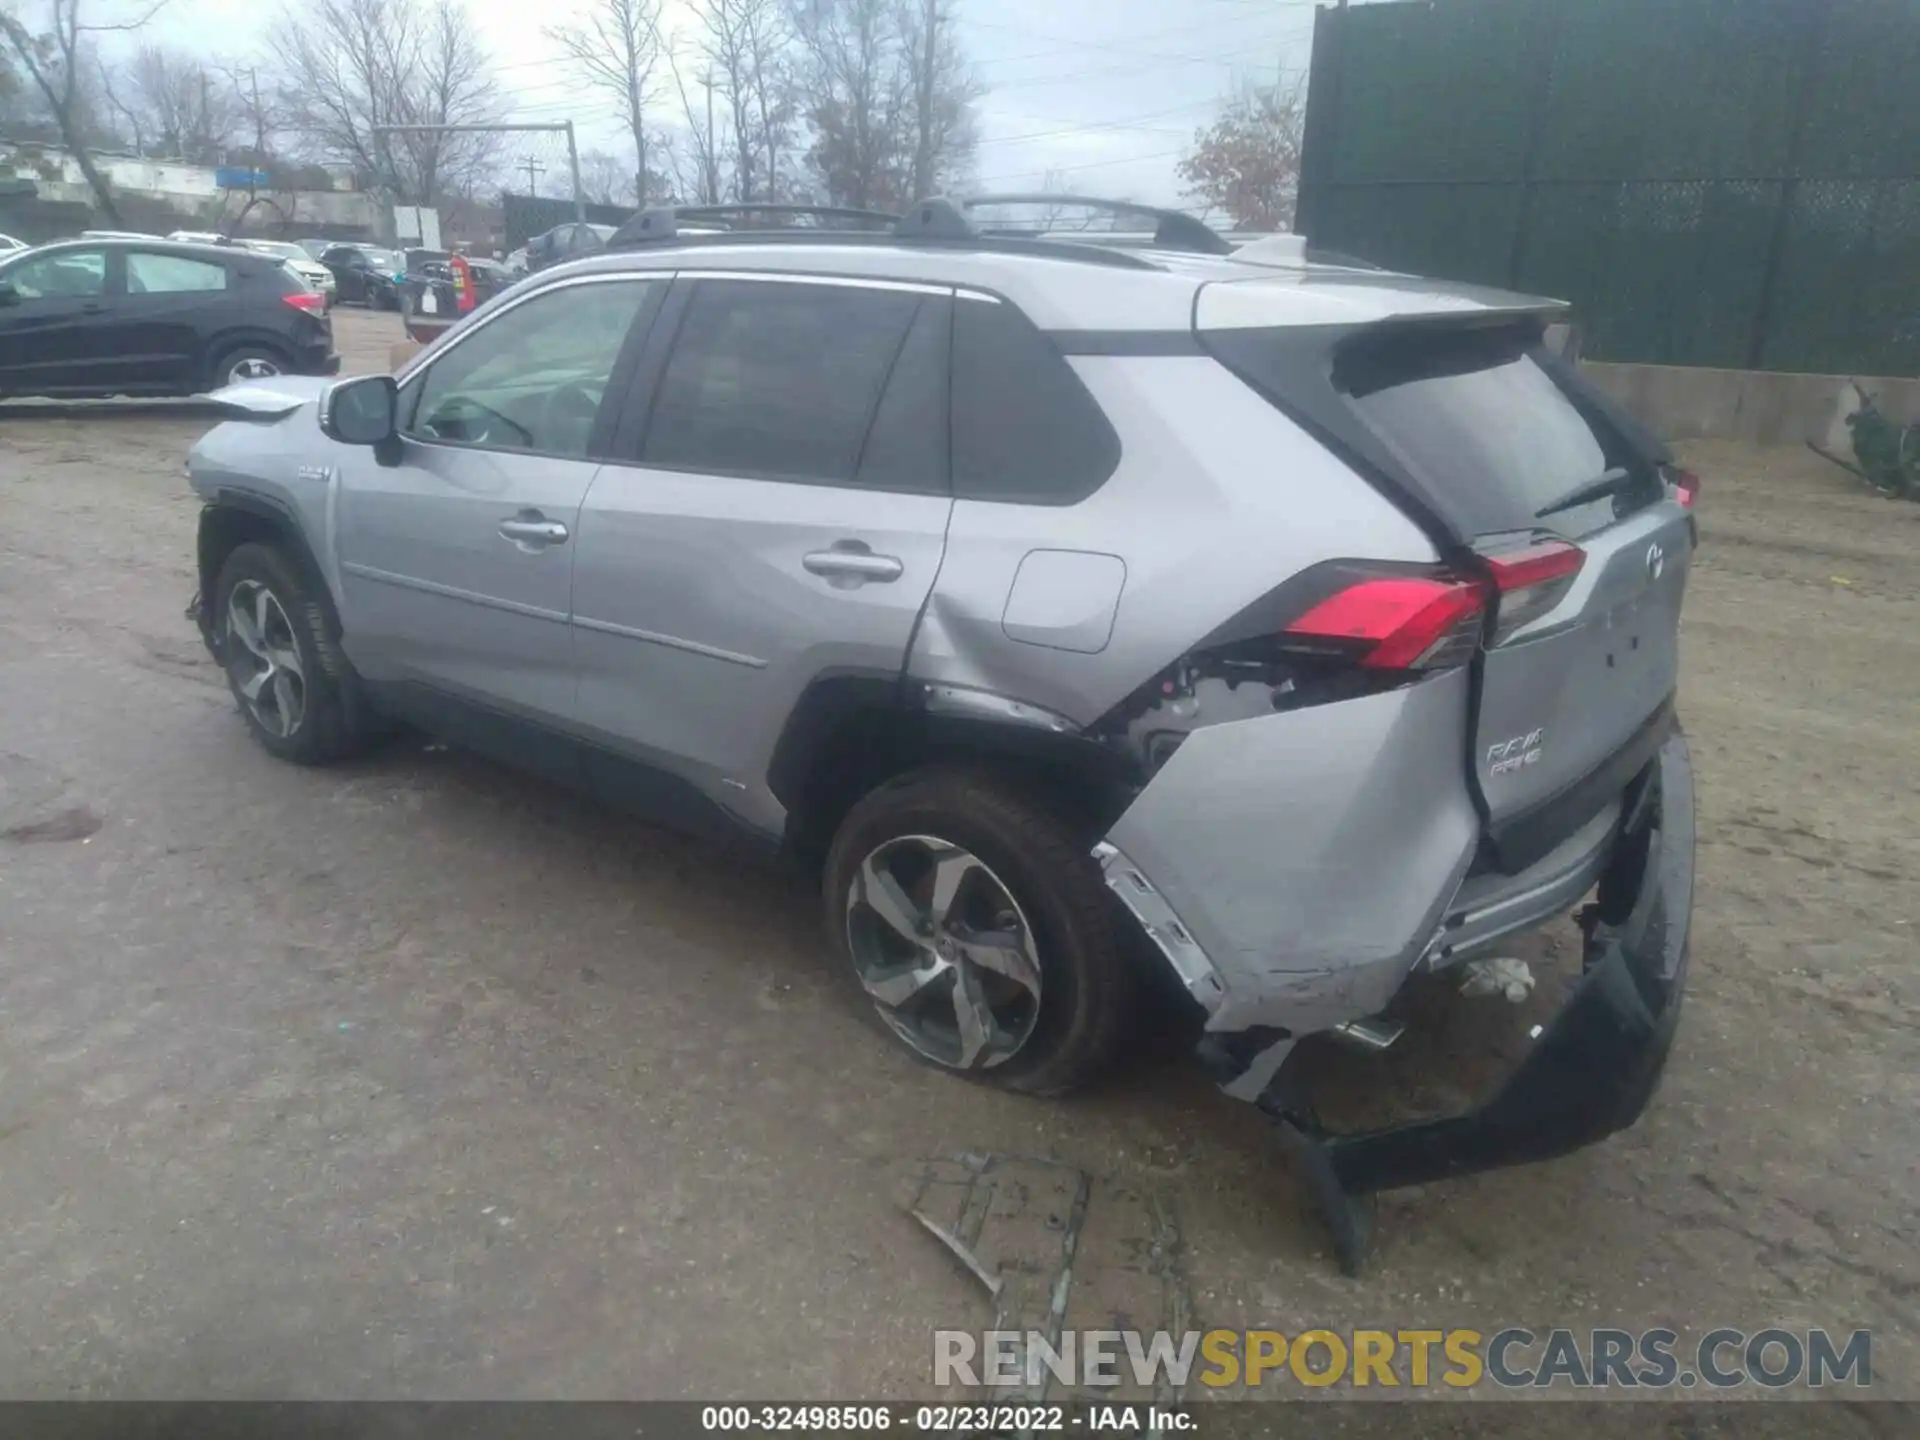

left=824, top=766, right=1138, bottom=1096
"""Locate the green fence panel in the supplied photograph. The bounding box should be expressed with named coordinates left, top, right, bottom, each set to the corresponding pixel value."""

left=1298, top=0, right=1920, bottom=376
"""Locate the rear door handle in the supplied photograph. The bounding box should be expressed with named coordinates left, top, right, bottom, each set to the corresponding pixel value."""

left=499, top=515, right=570, bottom=548
left=802, top=548, right=904, bottom=584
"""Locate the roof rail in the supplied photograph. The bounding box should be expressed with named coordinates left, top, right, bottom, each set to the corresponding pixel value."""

left=610, top=203, right=901, bottom=247
left=596, top=194, right=1194, bottom=272
left=950, top=193, right=1234, bottom=257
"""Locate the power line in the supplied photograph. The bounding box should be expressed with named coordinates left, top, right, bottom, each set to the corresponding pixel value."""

left=974, top=145, right=1193, bottom=187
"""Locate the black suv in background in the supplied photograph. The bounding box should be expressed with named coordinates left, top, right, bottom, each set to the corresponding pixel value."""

left=0, top=237, right=337, bottom=398
left=320, top=244, right=402, bottom=309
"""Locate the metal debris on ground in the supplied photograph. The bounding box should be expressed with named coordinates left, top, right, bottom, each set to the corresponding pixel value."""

left=901, top=1155, right=1191, bottom=1435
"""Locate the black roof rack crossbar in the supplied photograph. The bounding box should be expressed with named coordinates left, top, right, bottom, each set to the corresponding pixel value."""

left=945, top=193, right=1235, bottom=257
left=610, top=203, right=902, bottom=246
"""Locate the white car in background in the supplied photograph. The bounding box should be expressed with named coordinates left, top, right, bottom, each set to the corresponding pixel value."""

left=238, top=239, right=338, bottom=308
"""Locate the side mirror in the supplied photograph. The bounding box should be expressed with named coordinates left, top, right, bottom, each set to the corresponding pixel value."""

left=320, top=374, right=397, bottom=445
left=0, top=281, right=18, bottom=307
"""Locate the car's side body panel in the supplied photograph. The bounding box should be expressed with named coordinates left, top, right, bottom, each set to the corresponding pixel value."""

left=907, top=353, right=1439, bottom=726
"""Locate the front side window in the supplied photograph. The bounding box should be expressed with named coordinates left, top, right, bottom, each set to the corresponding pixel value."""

left=404, top=278, right=657, bottom=458
left=5, top=249, right=107, bottom=299
left=641, top=278, right=921, bottom=485
left=126, top=253, right=228, bottom=294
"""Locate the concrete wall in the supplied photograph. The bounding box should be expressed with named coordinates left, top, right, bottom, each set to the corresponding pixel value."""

left=1582, top=362, right=1920, bottom=450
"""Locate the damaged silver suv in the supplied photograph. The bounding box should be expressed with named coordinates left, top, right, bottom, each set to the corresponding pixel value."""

left=186, top=198, right=1699, bottom=1271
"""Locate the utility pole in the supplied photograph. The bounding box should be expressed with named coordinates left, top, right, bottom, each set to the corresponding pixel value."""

left=702, top=70, right=716, bottom=204
left=519, top=155, right=547, bottom=194
left=565, top=118, right=584, bottom=222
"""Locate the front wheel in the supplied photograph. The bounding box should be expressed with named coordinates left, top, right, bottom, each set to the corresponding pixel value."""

left=824, top=766, right=1139, bottom=1096
left=211, top=344, right=285, bottom=388
left=212, top=542, right=377, bottom=765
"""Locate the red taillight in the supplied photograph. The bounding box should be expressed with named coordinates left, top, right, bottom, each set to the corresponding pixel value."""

left=282, top=291, right=325, bottom=313
left=1283, top=575, right=1487, bottom=671
left=1670, top=468, right=1701, bottom=508
left=1483, top=537, right=1585, bottom=641
left=1483, top=537, right=1585, bottom=592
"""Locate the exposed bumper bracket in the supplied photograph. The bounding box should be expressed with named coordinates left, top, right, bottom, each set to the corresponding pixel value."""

left=1256, top=733, right=1694, bottom=1277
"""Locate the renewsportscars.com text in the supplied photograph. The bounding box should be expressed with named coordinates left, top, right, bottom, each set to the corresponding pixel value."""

left=934, top=1327, right=1872, bottom=1391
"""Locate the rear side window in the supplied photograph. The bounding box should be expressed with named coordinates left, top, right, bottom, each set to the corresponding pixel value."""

left=127, top=253, right=228, bottom=293
left=951, top=296, right=1120, bottom=505
left=641, top=279, right=920, bottom=486
left=1335, top=325, right=1660, bottom=539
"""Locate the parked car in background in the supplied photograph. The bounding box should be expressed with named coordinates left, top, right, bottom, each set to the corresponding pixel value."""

left=0, top=237, right=336, bottom=397
left=296, top=238, right=332, bottom=261
left=167, top=230, right=230, bottom=247
left=320, top=243, right=401, bottom=309
left=239, top=238, right=337, bottom=307
left=79, top=229, right=161, bottom=241
left=523, top=222, right=616, bottom=272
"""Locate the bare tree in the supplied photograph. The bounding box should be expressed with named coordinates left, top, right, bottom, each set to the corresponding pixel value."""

left=689, top=0, right=795, bottom=203
left=2, top=0, right=168, bottom=223
left=665, top=48, right=723, bottom=204
left=544, top=0, right=662, bottom=207
left=97, top=45, right=235, bottom=162
left=1178, top=78, right=1305, bottom=231
left=790, top=0, right=910, bottom=210
left=575, top=146, right=634, bottom=206
left=901, top=0, right=975, bottom=200
left=274, top=0, right=506, bottom=205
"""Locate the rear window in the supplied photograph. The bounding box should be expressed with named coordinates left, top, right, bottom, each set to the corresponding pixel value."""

left=1334, top=324, right=1660, bottom=539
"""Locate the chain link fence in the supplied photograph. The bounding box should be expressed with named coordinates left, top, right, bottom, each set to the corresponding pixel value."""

left=1297, top=0, right=1920, bottom=376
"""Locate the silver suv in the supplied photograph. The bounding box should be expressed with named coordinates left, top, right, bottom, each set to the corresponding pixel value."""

left=186, top=198, right=1699, bottom=1270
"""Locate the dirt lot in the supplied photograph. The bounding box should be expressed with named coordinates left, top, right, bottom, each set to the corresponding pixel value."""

left=0, top=309, right=1914, bottom=1425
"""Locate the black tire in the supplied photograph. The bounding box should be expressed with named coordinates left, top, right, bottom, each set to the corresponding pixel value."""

left=211, top=542, right=375, bottom=765
left=208, top=343, right=288, bottom=390
left=824, top=765, right=1139, bottom=1097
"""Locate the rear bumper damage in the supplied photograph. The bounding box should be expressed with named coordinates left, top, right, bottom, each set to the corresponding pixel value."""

left=1099, top=692, right=1694, bottom=1273
left=1267, top=731, right=1694, bottom=1272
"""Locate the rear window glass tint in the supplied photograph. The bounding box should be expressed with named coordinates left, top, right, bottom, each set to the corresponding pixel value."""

left=951, top=297, right=1120, bottom=505
left=643, top=279, right=918, bottom=484
left=1337, top=326, right=1658, bottom=538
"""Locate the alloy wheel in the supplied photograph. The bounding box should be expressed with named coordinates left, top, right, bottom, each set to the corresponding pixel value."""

left=228, top=355, right=280, bottom=383
left=845, top=835, right=1043, bottom=1071
left=224, top=580, right=306, bottom=738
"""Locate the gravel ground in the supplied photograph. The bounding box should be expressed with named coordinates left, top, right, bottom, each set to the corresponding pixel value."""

left=0, top=309, right=1914, bottom=1425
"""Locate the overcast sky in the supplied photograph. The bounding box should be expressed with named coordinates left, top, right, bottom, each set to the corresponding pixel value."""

left=135, top=0, right=1325, bottom=209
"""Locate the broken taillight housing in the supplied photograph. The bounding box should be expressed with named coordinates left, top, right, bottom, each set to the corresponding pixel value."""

left=1279, top=574, right=1486, bottom=672
left=1668, top=467, right=1701, bottom=509
left=282, top=291, right=327, bottom=314
left=1481, top=537, right=1586, bottom=644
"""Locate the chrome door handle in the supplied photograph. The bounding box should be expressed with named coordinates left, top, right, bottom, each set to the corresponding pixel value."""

left=498, top=516, right=569, bottom=547
left=803, top=549, right=904, bottom=584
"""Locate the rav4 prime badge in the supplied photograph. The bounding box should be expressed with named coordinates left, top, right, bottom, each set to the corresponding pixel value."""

left=1487, top=729, right=1546, bottom=776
